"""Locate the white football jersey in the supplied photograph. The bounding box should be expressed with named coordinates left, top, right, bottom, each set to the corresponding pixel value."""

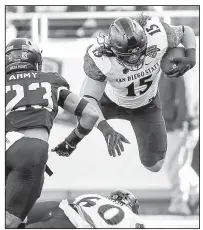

left=88, top=18, right=168, bottom=109
left=72, top=194, right=144, bottom=228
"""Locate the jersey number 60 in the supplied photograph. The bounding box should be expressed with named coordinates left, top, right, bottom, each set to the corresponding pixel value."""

left=76, top=197, right=125, bottom=226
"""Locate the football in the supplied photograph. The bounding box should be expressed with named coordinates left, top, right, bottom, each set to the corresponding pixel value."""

left=160, top=47, right=185, bottom=74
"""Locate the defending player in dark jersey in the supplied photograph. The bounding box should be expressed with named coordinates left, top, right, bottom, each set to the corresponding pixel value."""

left=22, top=190, right=144, bottom=228
left=5, top=38, right=99, bottom=228
left=77, top=15, right=196, bottom=172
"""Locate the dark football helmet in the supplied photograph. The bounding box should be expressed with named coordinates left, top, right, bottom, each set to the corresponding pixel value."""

left=108, top=17, right=147, bottom=71
left=6, top=38, right=42, bottom=74
left=107, top=189, right=139, bottom=214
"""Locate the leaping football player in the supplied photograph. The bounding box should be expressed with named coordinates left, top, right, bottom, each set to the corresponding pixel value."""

left=75, top=14, right=196, bottom=172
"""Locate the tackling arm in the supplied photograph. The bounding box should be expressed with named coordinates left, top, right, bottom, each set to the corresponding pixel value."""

left=52, top=89, right=99, bottom=156
left=80, top=76, right=107, bottom=127
left=61, top=91, right=99, bottom=140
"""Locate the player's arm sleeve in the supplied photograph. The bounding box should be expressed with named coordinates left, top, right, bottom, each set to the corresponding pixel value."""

left=80, top=48, right=108, bottom=127
left=58, top=90, right=99, bottom=144
left=55, top=72, right=99, bottom=145
left=162, top=22, right=196, bottom=49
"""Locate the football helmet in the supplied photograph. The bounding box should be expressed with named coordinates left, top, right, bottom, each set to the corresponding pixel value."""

left=108, top=17, right=147, bottom=71
left=6, top=38, right=42, bottom=74
left=107, top=189, right=139, bottom=214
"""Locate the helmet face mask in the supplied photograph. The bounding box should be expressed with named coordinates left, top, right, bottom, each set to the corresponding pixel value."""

left=109, top=17, right=147, bottom=71
left=116, top=51, right=146, bottom=71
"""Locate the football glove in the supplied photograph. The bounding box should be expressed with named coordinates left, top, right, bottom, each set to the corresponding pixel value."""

left=166, top=48, right=196, bottom=78
left=98, top=121, right=130, bottom=157
left=51, top=138, right=76, bottom=157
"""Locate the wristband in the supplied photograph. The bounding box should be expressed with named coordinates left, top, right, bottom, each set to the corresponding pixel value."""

left=65, top=129, right=82, bottom=146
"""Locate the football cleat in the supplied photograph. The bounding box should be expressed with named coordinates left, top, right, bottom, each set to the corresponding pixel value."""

left=6, top=38, right=42, bottom=74
left=107, top=189, right=139, bottom=214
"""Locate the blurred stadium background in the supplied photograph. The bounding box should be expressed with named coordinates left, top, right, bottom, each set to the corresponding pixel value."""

left=6, top=5, right=199, bottom=228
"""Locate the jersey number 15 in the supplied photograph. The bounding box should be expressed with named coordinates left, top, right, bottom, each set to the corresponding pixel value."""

left=126, top=74, right=153, bottom=97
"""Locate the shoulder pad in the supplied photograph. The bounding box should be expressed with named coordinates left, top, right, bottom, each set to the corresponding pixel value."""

left=84, top=44, right=111, bottom=82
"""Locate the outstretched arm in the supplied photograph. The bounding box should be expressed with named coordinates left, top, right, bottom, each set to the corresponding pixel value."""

left=80, top=76, right=107, bottom=127
left=52, top=89, right=99, bottom=156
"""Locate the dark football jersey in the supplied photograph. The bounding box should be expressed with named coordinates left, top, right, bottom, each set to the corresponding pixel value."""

left=6, top=70, right=69, bottom=133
